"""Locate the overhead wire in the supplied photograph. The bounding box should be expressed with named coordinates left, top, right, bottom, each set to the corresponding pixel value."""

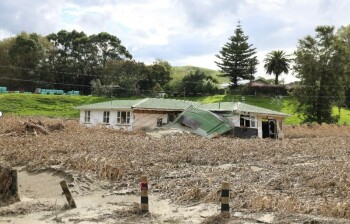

left=0, top=64, right=349, bottom=96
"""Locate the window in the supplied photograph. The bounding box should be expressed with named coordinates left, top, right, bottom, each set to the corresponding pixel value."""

left=240, top=115, right=256, bottom=128
left=103, top=111, right=110, bottom=124
left=117, top=111, right=131, bottom=124
left=84, top=111, right=90, bottom=123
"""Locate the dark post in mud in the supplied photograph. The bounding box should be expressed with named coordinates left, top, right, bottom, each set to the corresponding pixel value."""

left=60, top=180, right=76, bottom=208
left=221, top=182, right=230, bottom=217
left=140, top=175, right=149, bottom=212
left=10, top=169, right=18, bottom=197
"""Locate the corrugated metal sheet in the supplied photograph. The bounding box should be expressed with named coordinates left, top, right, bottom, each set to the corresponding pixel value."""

left=76, top=98, right=199, bottom=111
left=171, top=106, right=232, bottom=138
left=133, top=98, right=200, bottom=110
left=75, top=99, right=142, bottom=110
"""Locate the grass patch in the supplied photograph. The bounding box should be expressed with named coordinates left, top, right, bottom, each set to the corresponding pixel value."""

left=0, top=93, right=110, bottom=118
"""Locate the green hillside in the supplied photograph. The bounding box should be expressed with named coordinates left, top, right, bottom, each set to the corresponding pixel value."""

left=171, top=66, right=230, bottom=84
left=0, top=94, right=110, bottom=118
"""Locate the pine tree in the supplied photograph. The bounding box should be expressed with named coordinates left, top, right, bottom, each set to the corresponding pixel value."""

left=216, top=22, right=258, bottom=87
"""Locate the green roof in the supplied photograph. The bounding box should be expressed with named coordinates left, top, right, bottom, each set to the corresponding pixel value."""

left=199, top=102, right=237, bottom=111
left=201, top=102, right=288, bottom=117
left=133, top=98, right=200, bottom=110
left=75, top=99, right=142, bottom=110
left=171, top=106, right=232, bottom=138
left=236, top=102, right=288, bottom=116
left=76, top=98, right=288, bottom=117
left=75, top=98, right=199, bottom=111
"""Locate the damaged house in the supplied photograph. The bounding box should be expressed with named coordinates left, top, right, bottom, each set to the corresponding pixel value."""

left=76, top=98, right=289, bottom=139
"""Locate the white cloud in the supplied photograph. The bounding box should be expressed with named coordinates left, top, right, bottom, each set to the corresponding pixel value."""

left=0, top=29, right=14, bottom=40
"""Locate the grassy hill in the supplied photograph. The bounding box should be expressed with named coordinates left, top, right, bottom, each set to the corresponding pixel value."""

left=1, top=93, right=349, bottom=125
left=171, top=66, right=230, bottom=84
left=0, top=94, right=110, bottom=118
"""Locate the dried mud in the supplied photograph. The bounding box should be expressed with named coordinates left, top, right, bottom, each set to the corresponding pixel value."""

left=1, top=116, right=350, bottom=223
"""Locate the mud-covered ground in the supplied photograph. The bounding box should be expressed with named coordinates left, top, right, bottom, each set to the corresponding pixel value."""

left=1, top=116, right=350, bottom=223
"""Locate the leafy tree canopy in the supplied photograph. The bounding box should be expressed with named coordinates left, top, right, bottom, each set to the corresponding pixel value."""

left=264, top=50, right=290, bottom=85
left=293, top=25, right=346, bottom=124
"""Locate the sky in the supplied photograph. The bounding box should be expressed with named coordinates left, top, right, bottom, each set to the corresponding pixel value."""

left=0, top=0, right=349, bottom=83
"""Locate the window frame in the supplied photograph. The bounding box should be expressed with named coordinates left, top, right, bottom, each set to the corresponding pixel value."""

left=84, top=110, right=91, bottom=123
left=103, top=111, right=110, bottom=124
left=240, top=114, right=256, bottom=128
left=117, top=111, right=131, bottom=125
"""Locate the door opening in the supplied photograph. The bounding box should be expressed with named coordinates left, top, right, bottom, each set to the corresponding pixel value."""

left=262, top=119, right=277, bottom=139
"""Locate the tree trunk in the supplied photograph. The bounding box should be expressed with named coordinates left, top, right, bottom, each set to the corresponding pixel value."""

left=275, top=73, right=279, bottom=85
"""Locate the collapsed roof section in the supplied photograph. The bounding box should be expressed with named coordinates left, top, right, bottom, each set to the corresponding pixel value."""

left=170, top=105, right=232, bottom=138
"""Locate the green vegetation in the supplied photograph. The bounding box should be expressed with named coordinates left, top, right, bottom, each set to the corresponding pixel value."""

left=294, top=25, right=349, bottom=124
left=171, top=66, right=228, bottom=83
left=0, top=94, right=109, bottom=117
left=216, top=22, right=258, bottom=86
left=1, top=93, right=349, bottom=125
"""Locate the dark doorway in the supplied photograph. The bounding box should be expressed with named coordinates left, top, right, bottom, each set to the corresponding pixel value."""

left=262, top=119, right=277, bottom=139
left=268, top=119, right=277, bottom=139
left=262, top=121, right=269, bottom=138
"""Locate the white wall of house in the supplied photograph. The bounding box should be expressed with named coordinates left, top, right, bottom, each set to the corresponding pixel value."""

left=79, top=109, right=134, bottom=131
left=225, top=113, right=286, bottom=139
left=257, top=118, right=263, bottom=138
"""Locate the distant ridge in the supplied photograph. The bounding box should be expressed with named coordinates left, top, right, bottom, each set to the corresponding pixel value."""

left=171, top=65, right=229, bottom=84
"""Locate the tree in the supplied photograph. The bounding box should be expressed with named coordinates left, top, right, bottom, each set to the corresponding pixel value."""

left=181, top=69, right=218, bottom=95
left=216, top=22, right=258, bottom=87
left=148, top=63, right=171, bottom=86
left=8, top=32, right=52, bottom=91
left=264, top=50, right=290, bottom=85
left=89, top=32, right=132, bottom=67
left=138, top=60, right=172, bottom=92
left=46, top=30, right=132, bottom=93
left=248, top=57, right=259, bottom=82
left=293, top=26, right=346, bottom=124
left=102, top=60, right=147, bottom=96
left=0, top=37, right=17, bottom=88
left=336, top=25, right=350, bottom=107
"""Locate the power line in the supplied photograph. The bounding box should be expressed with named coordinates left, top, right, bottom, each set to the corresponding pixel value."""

left=0, top=77, right=91, bottom=88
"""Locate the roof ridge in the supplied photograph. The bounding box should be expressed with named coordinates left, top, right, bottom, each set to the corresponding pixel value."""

left=132, top=98, right=149, bottom=108
left=151, top=97, right=201, bottom=105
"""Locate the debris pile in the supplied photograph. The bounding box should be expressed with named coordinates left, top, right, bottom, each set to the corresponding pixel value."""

left=0, top=165, right=18, bottom=205
left=1, top=119, right=64, bottom=136
left=1, top=116, right=350, bottom=221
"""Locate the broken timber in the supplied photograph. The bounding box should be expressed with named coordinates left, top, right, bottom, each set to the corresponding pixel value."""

left=60, top=180, right=76, bottom=208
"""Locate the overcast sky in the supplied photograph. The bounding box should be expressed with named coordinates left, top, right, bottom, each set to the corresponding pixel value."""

left=0, top=0, right=349, bottom=83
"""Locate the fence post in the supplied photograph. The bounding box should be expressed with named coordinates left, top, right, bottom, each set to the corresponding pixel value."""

left=221, top=181, right=230, bottom=217
left=140, top=175, right=149, bottom=212
left=60, top=180, right=76, bottom=208
left=10, top=169, right=18, bottom=197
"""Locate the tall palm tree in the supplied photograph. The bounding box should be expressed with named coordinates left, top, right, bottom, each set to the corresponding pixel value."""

left=264, top=50, right=290, bottom=85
